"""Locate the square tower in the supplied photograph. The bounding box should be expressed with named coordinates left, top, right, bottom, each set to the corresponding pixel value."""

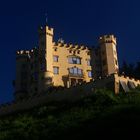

left=99, top=35, right=119, bottom=77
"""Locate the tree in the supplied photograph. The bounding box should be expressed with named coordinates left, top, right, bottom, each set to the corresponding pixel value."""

left=135, top=62, right=140, bottom=79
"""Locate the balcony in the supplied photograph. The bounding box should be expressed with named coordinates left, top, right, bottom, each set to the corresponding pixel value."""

left=68, top=73, right=84, bottom=78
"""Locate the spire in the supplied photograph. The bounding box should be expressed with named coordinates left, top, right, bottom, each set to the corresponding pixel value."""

left=45, top=13, right=48, bottom=24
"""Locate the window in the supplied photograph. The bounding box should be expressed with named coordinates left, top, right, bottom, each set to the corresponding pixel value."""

left=53, top=67, right=59, bottom=74
left=73, top=57, right=77, bottom=64
left=69, top=67, right=83, bottom=75
left=87, top=59, right=91, bottom=66
left=68, top=56, right=81, bottom=64
left=53, top=55, right=59, bottom=62
left=78, top=69, right=82, bottom=75
left=77, top=58, right=81, bottom=64
left=73, top=67, right=77, bottom=74
left=69, top=68, right=73, bottom=74
left=88, top=71, right=92, bottom=78
left=68, top=57, right=73, bottom=63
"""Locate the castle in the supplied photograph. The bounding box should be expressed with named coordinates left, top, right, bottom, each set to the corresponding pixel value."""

left=14, top=24, right=119, bottom=100
left=0, top=24, right=140, bottom=116
left=14, top=24, right=140, bottom=101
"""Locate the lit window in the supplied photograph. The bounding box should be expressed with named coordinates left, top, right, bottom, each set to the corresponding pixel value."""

left=78, top=69, right=82, bottom=75
left=73, top=57, right=77, bottom=64
left=68, top=56, right=81, bottom=64
left=88, top=71, right=92, bottom=78
left=53, top=67, right=59, bottom=74
left=53, top=56, right=59, bottom=62
left=69, top=68, right=73, bottom=74
left=69, top=67, right=83, bottom=75
left=74, top=67, right=78, bottom=74
left=68, top=57, right=73, bottom=63
left=77, top=58, right=81, bottom=64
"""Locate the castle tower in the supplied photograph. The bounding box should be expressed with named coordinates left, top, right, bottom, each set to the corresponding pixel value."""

left=15, top=50, right=30, bottom=100
left=38, top=25, right=54, bottom=93
left=99, top=35, right=119, bottom=77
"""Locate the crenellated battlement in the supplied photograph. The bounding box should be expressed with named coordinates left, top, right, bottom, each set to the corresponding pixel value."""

left=119, top=75, right=140, bottom=84
left=53, top=41, right=90, bottom=51
left=16, top=50, right=30, bottom=55
left=99, top=35, right=117, bottom=45
left=38, top=25, right=54, bottom=36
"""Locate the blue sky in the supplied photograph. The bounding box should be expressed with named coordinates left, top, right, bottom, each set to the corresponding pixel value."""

left=0, top=0, right=140, bottom=104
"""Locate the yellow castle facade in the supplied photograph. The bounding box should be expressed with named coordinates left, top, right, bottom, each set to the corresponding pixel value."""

left=14, top=25, right=119, bottom=100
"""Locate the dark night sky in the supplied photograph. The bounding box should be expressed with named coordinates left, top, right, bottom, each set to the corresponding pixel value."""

left=0, top=0, right=140, bottom=104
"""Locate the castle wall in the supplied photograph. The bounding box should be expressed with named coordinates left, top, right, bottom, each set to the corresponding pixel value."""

left=2, top=74, right=140, bottom=116
left=52, top=43, right=92, bottom=87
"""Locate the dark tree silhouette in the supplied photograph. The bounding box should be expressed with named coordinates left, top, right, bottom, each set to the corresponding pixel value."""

left=120, top=61, right=140, bottom=79
left=134, top=62, right=140, bottom=79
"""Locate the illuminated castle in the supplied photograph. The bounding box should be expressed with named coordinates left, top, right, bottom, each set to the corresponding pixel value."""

left=14, top=24, right=119, bottom=100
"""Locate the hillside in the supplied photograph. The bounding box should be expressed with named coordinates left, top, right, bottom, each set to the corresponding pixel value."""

left=0, top=88, right=140, bottom=139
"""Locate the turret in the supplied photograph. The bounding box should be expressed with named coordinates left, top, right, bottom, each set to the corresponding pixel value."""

left=38, top=25, right=54, bottom=93
left=15, top=50, right=30, bottom=100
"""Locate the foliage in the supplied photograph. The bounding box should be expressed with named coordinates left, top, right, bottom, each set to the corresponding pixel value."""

left=0, top=88, right=140, bottom=139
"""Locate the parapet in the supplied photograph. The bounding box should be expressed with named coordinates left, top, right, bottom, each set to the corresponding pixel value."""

left=99, top=35, right=117, bottom=45
left=16, top=50, right=30, bottom=55
left=16, top=50, right=30, bottom=60
left=46, top=26, right=54, bottom=35
left=53, top=41, right=90, bottom=51
left=38, top=25, right=54, bottom=36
